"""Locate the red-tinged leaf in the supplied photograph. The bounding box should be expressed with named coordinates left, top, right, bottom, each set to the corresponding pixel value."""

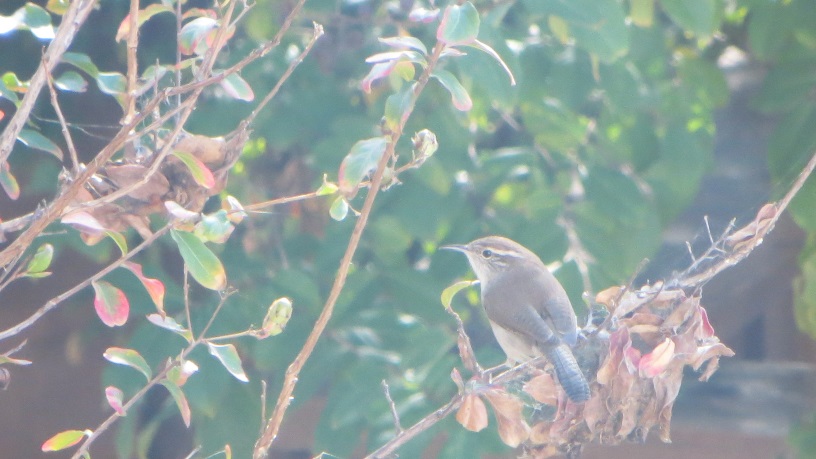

left=92, top=280, right=129, bottom=327
left=61, top=211, right=107, bottom=234
left=431, top=69, right=473, bottom=111
left=408, top=7, right=439, bottom=23
left=0, top=109, right=4, bottom=121
left=206, top=342, right=249, bottom=382
left=639, top=338, right=676, bottom=378
left=379, top=36, right=428, bottom=55
left=219, top=72, right=254, bottom=101
left=105, top=386, right=125, bottom=416
left=160, top=379, right=191, bottom=427
left=224, top=444, right=232, bottom=459
left=123, top=262, right=165, bottom=316
left=172, top=150, right=216, bottom=189
left=147, top=314, right=193, bottom=342
left=41, top=429, right=90, bottom=452
left=167, top=359, right=199, bottom=386
left=170, top=229, right=227, bottom=290
left=115, top=4, right=173, bottom=42
left=467, top=40, right=516, bottom=85
left=437, top=2, right=480, bottom=46
left=698, top=306, right=715, bottom=338
left=0, top=162, right=19, bottom=200
left=456, top=394, right=488, bottom=432
left=384, top=84, right=415, bottom=131
left=18, top=129, right=63, bottom=160
left=361, top=61, right=398, bottom=93
left=25, top=243, right=53, bottom=274
left=179, top=17, right=218, bottom=56
left=103, top=347, right=152, bottom=381
left=337, top=137, right=388, bottom=193
left=54, top=71, right=87, bottom=92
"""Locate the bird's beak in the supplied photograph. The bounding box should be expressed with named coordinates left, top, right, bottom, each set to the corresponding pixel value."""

left=440, top=244, right=468, bottom=253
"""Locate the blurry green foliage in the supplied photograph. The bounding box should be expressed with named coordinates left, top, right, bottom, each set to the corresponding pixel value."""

left=3, top=0, right=816, bottom=457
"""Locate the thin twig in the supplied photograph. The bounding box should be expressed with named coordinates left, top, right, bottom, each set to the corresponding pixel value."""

left=382, top=380, right=404, bottom=434
left=0, top=0, right=98, bottom=167
left=42, top=57, right=80, bottom=173
left=70, top=291, right=235, bottom=459
left=0, top=224, right=173, bottom=342
left=252, top=42, right=448, bottom=459
left=124, top=0, right=140, bottom=125
left=184, top=267, right=193, bottom=335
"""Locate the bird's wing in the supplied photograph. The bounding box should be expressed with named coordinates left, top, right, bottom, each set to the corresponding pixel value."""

left=484, top=268, right=577, bottom=346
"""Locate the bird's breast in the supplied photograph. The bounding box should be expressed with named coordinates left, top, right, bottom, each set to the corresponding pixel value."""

left=488, top=321, right=541, bottom=363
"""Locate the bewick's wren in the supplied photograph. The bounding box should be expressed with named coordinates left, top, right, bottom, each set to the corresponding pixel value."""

left=442, top=236, right=591, bottom=402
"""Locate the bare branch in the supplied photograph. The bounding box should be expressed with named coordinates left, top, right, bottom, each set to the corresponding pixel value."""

left=381, top=380, right=404, bottom=434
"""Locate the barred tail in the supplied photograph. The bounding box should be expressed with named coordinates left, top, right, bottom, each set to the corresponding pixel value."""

left=546, top=344, right=590, bottom=402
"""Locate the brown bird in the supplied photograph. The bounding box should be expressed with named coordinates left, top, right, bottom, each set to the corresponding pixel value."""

left=442, top=236, right=590, bottom=402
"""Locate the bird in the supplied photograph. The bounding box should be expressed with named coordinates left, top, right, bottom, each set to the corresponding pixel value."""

left=442, top=236, right=591, bottom=402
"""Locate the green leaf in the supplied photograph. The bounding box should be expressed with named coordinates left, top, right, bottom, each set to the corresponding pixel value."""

left=431, top=69, right=473, bottom=111
left=315, top=178, right=339, bottom=196
left=441, top=280, right=478, bottom=309
left=171, top=229, right=227, bottom=290
left=20, top=3, right=54, bottom=40
left=96, top=72, right=127, bottom=97
left=172, top=150, right=216, bottom=189
left=46, top=0, right=69, bottom=15
left=92, top=280, right=130, bottom=327
left=103, top=347, right=152, bottom=381
left=105, top=230, right=128, bottom=255
left=146, top=314, right=193, bottom=342
left=466, top=40, right=516, bottom=86
left=379, top=36, right=428, bottom=55
left=630, top=0, right=655, bottom=27
left=437, top=2, right=480, bottom=46
left=219, top=72, right=255, bottom=102
left=337, top=137, right=388, bottom=192
left=160, top=379, right=192, bottom=427
left=194, top=210, right=234, bottom=243
left=2, top=71, right=28, bottom=92
left=206, top=342, right=249, bottom=382
left=54, top=71, right=87, bottom=92
left=329, top=196, right=349, bottom=221
left=61, top=52, right=100, bottom=78
left=41, top=429, right=90, bottom=452
left=18, top=129, right=63, bottom=160
left=384, top=84, right=415, bottom=131
left=660, top=0, right=721, bottom=38
left=25, top=243, right=53, bottom=275
left=259, top=297, right=293, bottom=338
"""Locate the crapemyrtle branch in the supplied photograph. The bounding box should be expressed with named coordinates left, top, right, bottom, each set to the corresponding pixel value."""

left=0, top=223, right=173, bottom=342
left=252, top=41, right=448, bottom=459
left=381, top=380, right=404, bottom=435
left=42, top=56, right=80, bottom=173
left=70, top=290, right=236, bottom=459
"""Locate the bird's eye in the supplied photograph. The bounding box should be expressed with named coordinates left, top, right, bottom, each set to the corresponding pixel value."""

left=481, top=249, right=493, bottom=258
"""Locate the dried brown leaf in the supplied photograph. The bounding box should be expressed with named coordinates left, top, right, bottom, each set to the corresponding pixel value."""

left=484, top=390, right=530, bottom=447
left=524, top=373, right=559, bottom=405
left=456, top=394, right=488, bottom=432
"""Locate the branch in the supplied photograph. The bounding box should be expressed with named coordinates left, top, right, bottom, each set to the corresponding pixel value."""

left=252, top=42, right=448, bottom=459
left=0, top=224, right=172, bottom=342
left=0, top=0, right=98, bottom=167
left=70, top=291, right=234, bottom=459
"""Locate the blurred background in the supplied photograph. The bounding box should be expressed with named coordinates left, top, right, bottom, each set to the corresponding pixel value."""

left=1, top=0, right=816, bottom=458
